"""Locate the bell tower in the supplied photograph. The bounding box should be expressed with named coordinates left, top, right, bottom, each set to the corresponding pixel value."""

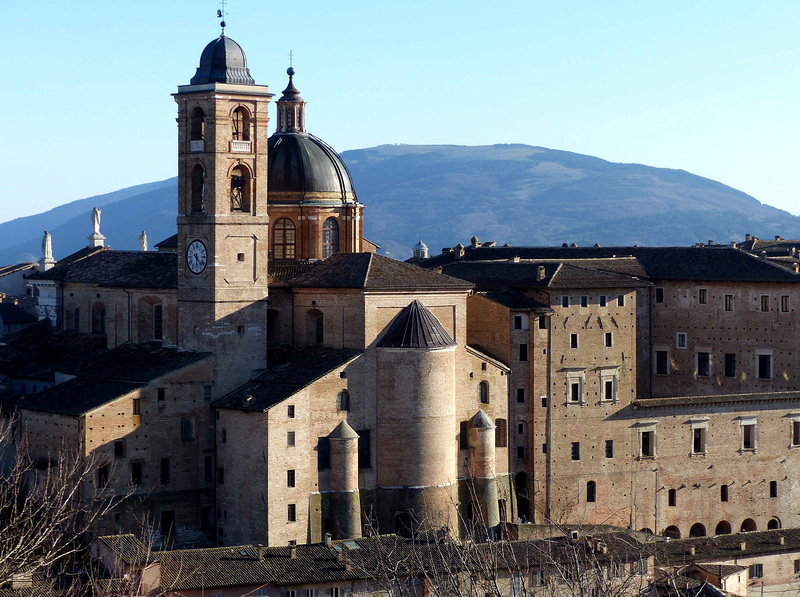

left=174, top=26, right=273, bottom=395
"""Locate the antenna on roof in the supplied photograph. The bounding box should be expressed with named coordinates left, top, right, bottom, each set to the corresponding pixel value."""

left=217, top=0, right=228, bottom=32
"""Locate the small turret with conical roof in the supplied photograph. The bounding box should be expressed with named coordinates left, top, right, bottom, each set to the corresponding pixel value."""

left=276, top=67, right=306, bottom=133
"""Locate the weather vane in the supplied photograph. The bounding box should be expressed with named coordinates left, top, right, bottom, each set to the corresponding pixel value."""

left=217, top=0, right=228, bottom=30
left=289, top=50, right=294, bottom=68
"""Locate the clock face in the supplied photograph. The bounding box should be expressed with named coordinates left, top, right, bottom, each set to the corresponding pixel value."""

left=186, top=240, right=208, bottom=274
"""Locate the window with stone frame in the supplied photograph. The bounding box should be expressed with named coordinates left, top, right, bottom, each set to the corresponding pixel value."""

left=273, top=218, right=297, bottom=259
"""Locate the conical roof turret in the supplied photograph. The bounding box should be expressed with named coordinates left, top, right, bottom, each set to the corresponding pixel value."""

left=377, top=300, right=456, bottom=349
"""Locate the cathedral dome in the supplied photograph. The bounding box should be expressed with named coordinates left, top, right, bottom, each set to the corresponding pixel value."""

left=190, top=33, right=255, bottom=85
left=268, top=133, right=356, bottom=201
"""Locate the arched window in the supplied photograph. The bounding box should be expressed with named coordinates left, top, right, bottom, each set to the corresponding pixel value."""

left=337, top=390, right=350, bottom=411
left=715, top=520, right=732, bottom=535
left=190, top=107, right=205, bottom=141
left=231, top=107, right=250, bottom=141
left=306, top=309, right=323, bottom=346
left=663, top=525, right=681, bottom=539
left=273, top=218, right=296, bottom=259
left=191, top=165, right=205, bottom=213
left=586, top=481, right=596, bottom=503
left=230, top=166, right=250, bottom=212
left=91, top=302, right=106, bottom=334
left=495, top=418, right=507, bottom=448
left=65, top=302, right=80, bottom=331
left=689, top=523, right=706, bottom=537
left=479, top=381, right=489, bottom=404
left=322, top=218, right=339, bottom=258
left=741, top=518, right=757, bottom=532
left=767, top=517, right=781, bottom=530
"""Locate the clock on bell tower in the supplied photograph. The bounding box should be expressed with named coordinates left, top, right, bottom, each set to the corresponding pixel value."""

left=174, top=27, right=273, bottom=396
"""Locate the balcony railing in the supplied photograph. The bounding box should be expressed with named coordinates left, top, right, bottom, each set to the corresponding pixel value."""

left=231, top=140, right=252, bottom=153
left=190, top=140, right=205, bottom=152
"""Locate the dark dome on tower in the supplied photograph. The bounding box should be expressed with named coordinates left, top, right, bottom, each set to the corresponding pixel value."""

left=268, top=134, right=356, bottom=199
left=190, top=33, right=255, bottom=85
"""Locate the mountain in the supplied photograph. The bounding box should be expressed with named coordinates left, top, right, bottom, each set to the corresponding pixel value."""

left=2, top=144, right=798, bottom=265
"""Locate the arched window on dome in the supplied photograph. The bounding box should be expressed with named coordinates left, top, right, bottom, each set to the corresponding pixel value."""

left=231, top=107, right=250, bottom=141
left=230, top=166, right=250, bottom=212
left=191, top=165, right=205, bottom=213
left=322, top=218, right=339, bottom=258
left=190, top=107, right=205, bottom=142
left=273, top=218, right=296, bottom=259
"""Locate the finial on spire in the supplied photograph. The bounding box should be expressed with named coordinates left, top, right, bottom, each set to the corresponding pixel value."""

left=217, top=0, right=228, bottom=33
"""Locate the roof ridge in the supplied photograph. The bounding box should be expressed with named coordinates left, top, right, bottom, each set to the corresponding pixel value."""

left=362, top=252, right=375, bottom=288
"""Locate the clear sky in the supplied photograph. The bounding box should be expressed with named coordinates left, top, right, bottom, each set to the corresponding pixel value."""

left=2, top=1, right=799, bottom=224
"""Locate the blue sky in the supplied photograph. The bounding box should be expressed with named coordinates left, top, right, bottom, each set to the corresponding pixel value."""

left=2, top=1, right=799, bottom=224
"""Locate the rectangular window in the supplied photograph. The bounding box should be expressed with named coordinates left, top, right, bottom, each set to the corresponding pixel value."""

left=721, top=484, right=728, bottom=502
left=131, top=462, right=143, bottom=485
left=542, top=443, right=547, bottom=454
left=97, top=464, right=110, bottom=487
left=794, top=559, right=800, bottom=574
left=782, top=295, right=790, bottom=313
left=132, top=398, right=141, bottom=415
left=697, top=352, right=710, bottom=377
left=519, top=344, right=528, bottom=361
left=287, top=431, right=296, bottom=446
left=724, top=294, right=734, bottom=311
left=676, top=332, right=687, bottom=349
left=668, top=488, right=676, bottom=507
left=605, top=439, right=614, bottom=459
left=580, top=295, right=588, bottom=308
left=541, top=395, right=548, bottom=408
left=605, top=332, right=613, bottom=348
left=758, top=353, right=772, bottom=379
left=538, top=315, right=547, bottom=329
left=217, top=467, right=224, bottom=485
left=724, top=353, right=736, bottom=378
left=748, top=564, right=763, bottom=579
left=640, top=430, right=654, bottom=458
left=656, top=350, right=668, bottom=375
left=792, top=421, right=800, bottom=446
left=599, top=295, right=607, bottom=307
left=180, top=419, right=194, bottom=440
left=761, top=295, right=770, bottom=312
left=516, top=445, right=525, bottom=460
left=157, top=387, right=166, bottom=402
left=561, top=296, right=569, bottom=308
left=655, top=288, right=664, bottom=303
left=618, top=294, right=625, bottom=307
left=203, top=385, right=212, bottom=402
left=692, top=428, right=705, bottom=454
left=603, top=379, right=615, bottom=402
left=569, top=381, right=581, bottom=403
left=204, top=455, right=213, bottom=482
left=114, top=439, right=125, bottom=459
left=288, top=503, right=296, bottom=522
left=570, top=334, right=578, bottom=349
left=160, top=458, right=170, bottom=485
left=571, top=442, right=580, bottom=461
left=516, top=388, right=525, bottom=403
left=358, top=429, right=372, bottom=468
left=221, top=429, right=227, bottom=444
left=153, top=304, right=163, bottom=339
left=287, top=469, right=295, bottom=487
left=536, top=570, right=547, bottom=586
left=318, top=437, right=331, bottom=469
left=742, top=422, right=756, bottom=451
left=698, top=288, right=707, bottom=304
left=770, top=480, right=778, bottom=498
left=513, top=315, right=523, bottom=330
left=459, top=421, right=468, bottom=450
left=518, top=422, right=525, bottom=435
left=288, top=404, right=295, bottom=418
left=495, top=418, right=508, bottom=448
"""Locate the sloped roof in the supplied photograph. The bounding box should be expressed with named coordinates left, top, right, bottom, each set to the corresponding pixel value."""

left=26, top=246, right=109, bottom=281
left=27, top=250, right=177, bottom=289
left=658, top=528, right=800, bottom=563
left=154, top=234, right=178, bottom=250
left=0, top=263, right=37, bottom=278
left=12, top=377, right=144, bottom=416
left=418, top=245, right=800, bottom=283
left=478, top=290, right=551, bottom=312
left=96, top=534, right=156, bottom=565
left=0, top=303, right=37, bottom=324
left=214, top=348, right=361, bottom=412
left=633, top=390, right=800, bottom=410
left=268, top=260, right=318, bottom=286
left=376, top=300, right=456, bottom=349
left=289, top=252, right=473, bottom=291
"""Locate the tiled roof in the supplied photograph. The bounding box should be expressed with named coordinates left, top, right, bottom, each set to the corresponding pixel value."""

left=154, top=234, right=178, bottom=249
left=269, top=260, right=318, bottom=286
left=26, top=247, right=109, bottom=281
left=0, top=324, right=108, bottom=377
left=419, top=245, right=800, bottom=283
left=289, top=253, right=473, bottom=291
left=0, top=304, right=37, bottom=324
left=11, top=377, right=144, bottom=416
left=28, top=250, right=177, bottom=289
left=97, top=534, right=155, bottom=565
left=214, top=348, right=361, bottom=412
left=690, top=563, right=746, bottom=577
left=658, top=528, right=800, bottom=563
left=479, top=290, right=551, bottom=312
left=376, top=300, right=456, bottom=349
left=550, top=262, right=651, bottom=289
left=633, top=390, right=800, bottom=410
left=0, top=263, right=37, bottom=278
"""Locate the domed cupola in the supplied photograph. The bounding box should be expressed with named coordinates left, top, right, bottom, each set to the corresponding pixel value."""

left=190, top=31, right=255, bottom=85
left=268, top=69, right=356, bottom=203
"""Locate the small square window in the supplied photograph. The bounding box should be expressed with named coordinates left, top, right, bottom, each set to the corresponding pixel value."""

left=724, top=294, right=734, bottom=311
left=570, top=334, right=578, bottom=349
left=698, top=288, right=707, bottom=304
left=561, top=296, right=569, bottom=308
left=761, top=295, right=770, bottom=312
left=604, top=332, right=612, bottom=348
left=571, top=442, right=580, bottom=461
left=676, top=333, right=687, bottom=349
left=655, top=288, right=664, bottom=303
left=749, top=563, right=763, bottom=579
left=237, top=253, right=245, bottom=262
left=513, top=315, right=523, bottom=329
left=580, top=295, right=588, bottom=308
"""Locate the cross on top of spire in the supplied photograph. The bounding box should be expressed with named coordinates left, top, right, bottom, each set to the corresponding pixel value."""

left=217, top=0, right=228, bottom=32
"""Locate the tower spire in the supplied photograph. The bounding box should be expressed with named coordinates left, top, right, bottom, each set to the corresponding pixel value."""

left=276, top=65, right=306, bottom=133
left=217, top=0, right=228, bottom=34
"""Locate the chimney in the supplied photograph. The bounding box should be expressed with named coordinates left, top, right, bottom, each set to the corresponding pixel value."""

left=780, top=536, right=786, bottom=545
left=455, top=243, right=465, bottom=258
left=324, top=533, right=332, bottom=547
left=689, top=546, right=695, bottom=556
left=746, top=234, right=751, bottom=241
left=761, top=251, right=768, bottom=261
left=257, top=544, right=264, bottom=561
left=708, top=240, right=714, bottom=245
left=731, top=241, right=737, bottom=248
left=470, top=236, right=479, bottom=248
left=289, top=540, right=298, bottom=559
left=740, top=541, right=747, bottom=551
left=776, top=235, right=781, bottom=241
left=537, top=265, right=546, bottom=281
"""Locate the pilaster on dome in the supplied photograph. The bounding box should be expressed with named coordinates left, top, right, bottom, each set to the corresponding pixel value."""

left=190, top=33, right=256, bottom=85
left=276, top=67, right=307, bottom=133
